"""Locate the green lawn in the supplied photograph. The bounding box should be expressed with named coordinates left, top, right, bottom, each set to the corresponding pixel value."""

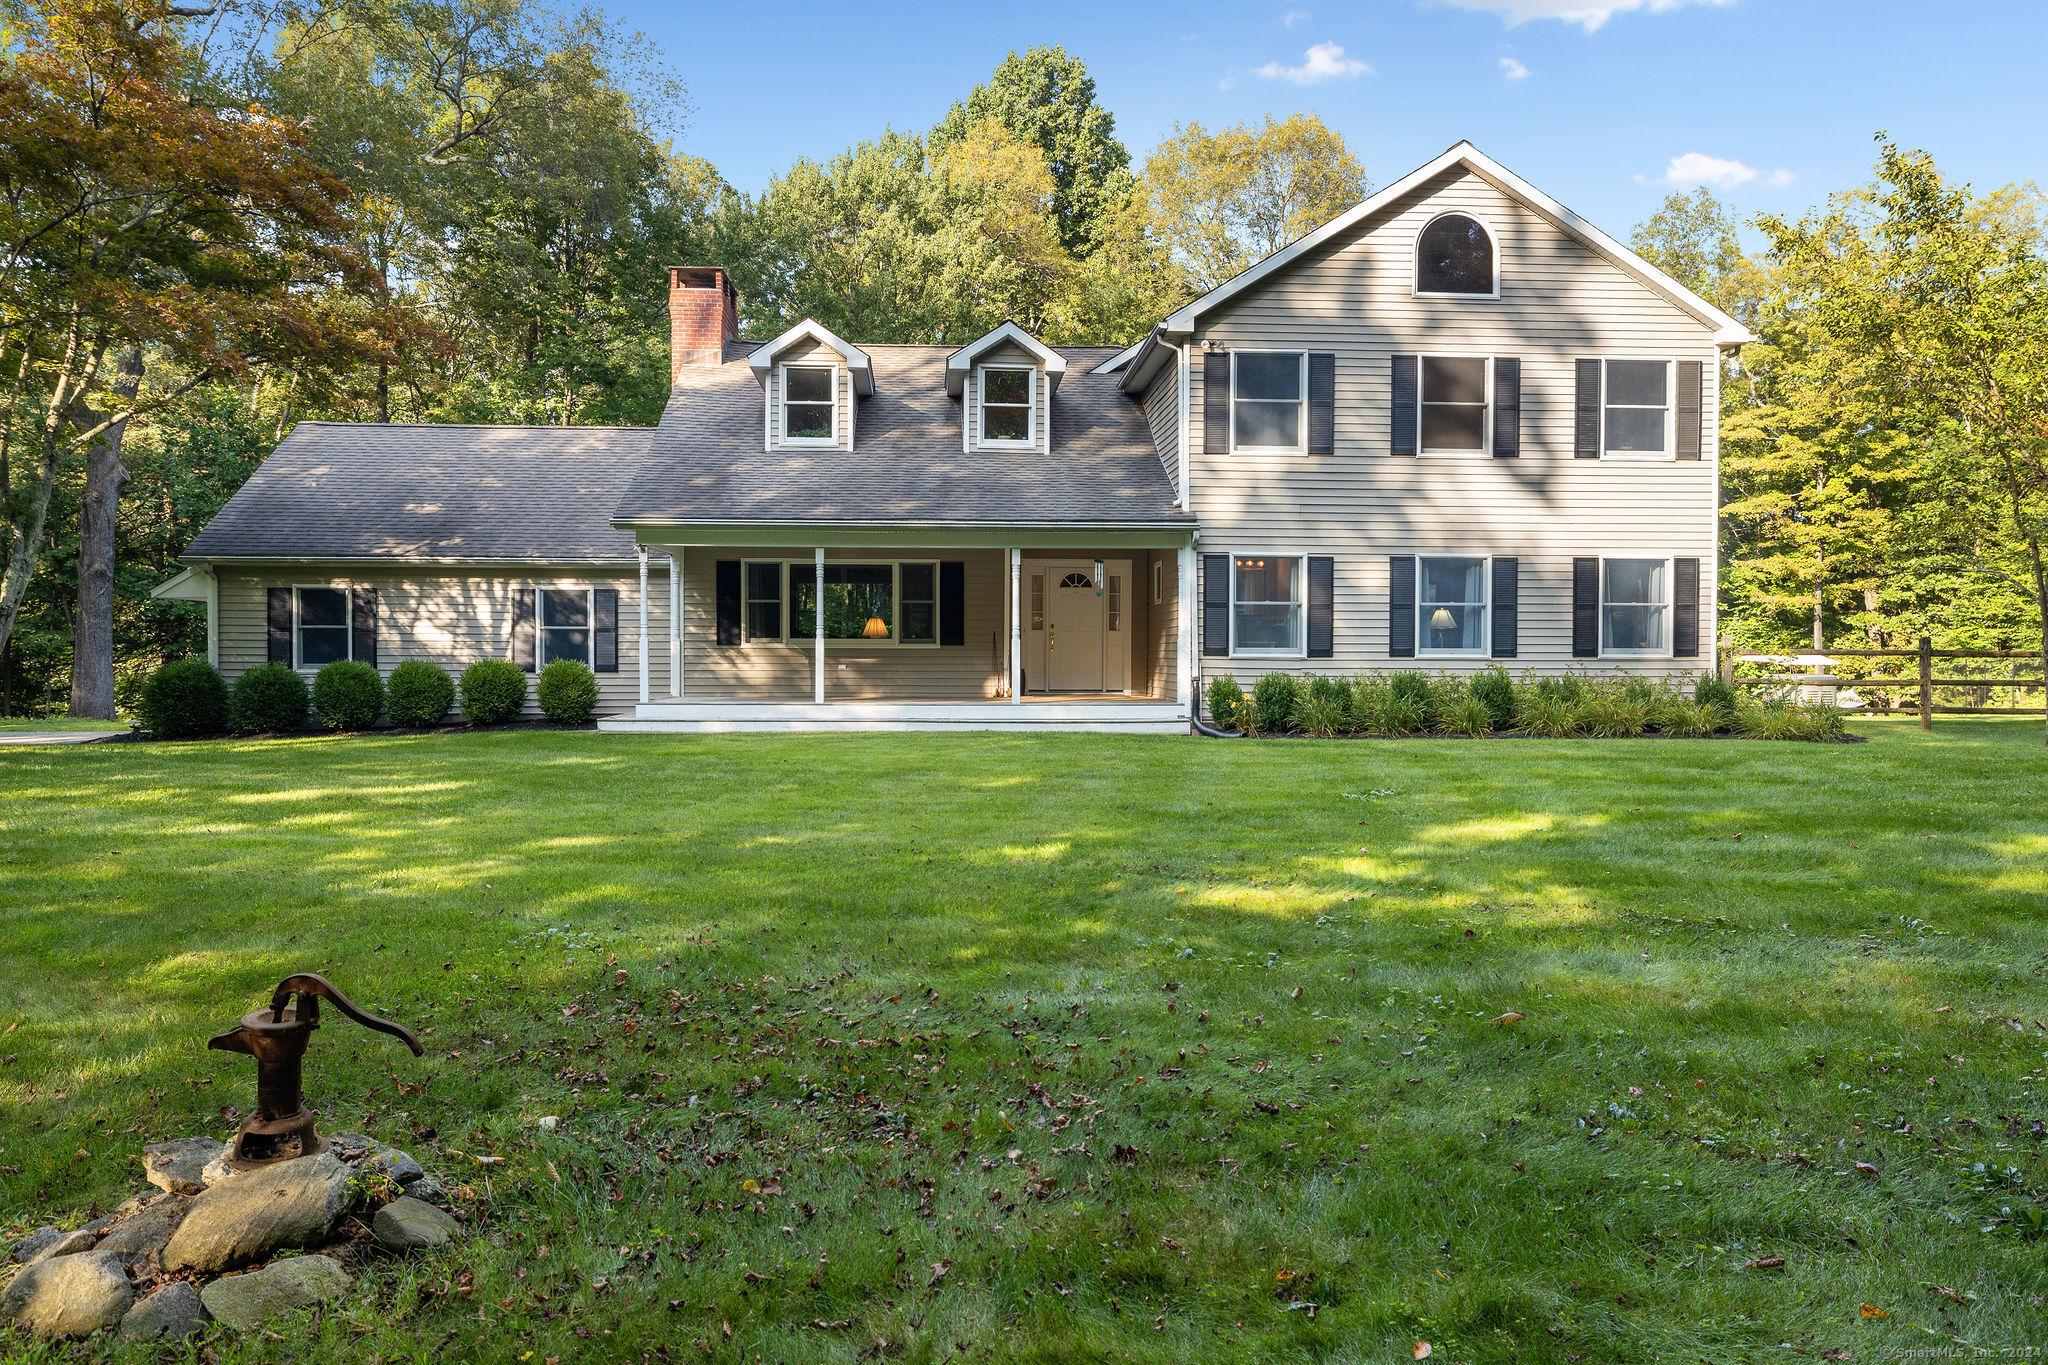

left=2, top=720, right=2044, bottom=1363
left=0, top=718, right=129, bottom=732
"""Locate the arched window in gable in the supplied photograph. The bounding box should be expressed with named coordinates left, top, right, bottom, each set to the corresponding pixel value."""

left=1416, top=213, right=1496, bottom=296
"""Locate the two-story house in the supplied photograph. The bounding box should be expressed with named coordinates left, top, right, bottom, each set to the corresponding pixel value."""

left=158, top=141, right=1752, bottom=732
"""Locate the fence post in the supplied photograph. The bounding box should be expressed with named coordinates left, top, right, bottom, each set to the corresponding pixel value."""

left=1918, top=636, right=1933, bottom=730
left=1719, top=645, right=1734, bottom=686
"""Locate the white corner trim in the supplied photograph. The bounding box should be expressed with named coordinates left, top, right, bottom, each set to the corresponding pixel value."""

left=945, top=321, right=1068, bottom=396
left=1162, top=140, right=1757, bottom=347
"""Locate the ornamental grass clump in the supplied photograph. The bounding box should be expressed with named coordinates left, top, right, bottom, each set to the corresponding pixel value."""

left=1345, top=675, right=1390, bottom=734
left=1515, top=683, right=1581, bottom=738
left=313, top=659, right=385, bottom=731
left=1737, top=697, right=1845, bottom=742
left=386, top=660, right=456, bottom=728
left=537, top=659, right=600, bottom=725
left=1439, top=688, right=1496, bottom=737
left=137, top=659, right=229, bottom=738
left=1576, top=678, right=1654, bottom=738
left=1205, top=676, right=1250, bottom=732
left=1291, top=675, right=1351, bottom=738
left=460, top=658, right=528, bottom=726
left=229, top=662, right=310, bottom=734
left=1249, top=672, right=1300, bottom=735
left=1389, top=670, right=1436, bottom=729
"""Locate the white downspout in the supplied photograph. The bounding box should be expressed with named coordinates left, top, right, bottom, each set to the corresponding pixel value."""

left=636, top=546, right=650, bottom=705
left=668, top=551, right=681, bottom=698
left=814, top=548, right=825, bottom=705
left=1009, top=548, right=1022, bottom=704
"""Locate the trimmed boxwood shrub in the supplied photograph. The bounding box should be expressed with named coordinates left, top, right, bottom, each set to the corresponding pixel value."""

left=386, top=660, right=455, bottom=728
left=230, top=662, right=310, bottom=734
left=1470, top=667, right=1515, bottom=731
left=313, top=659, right=384, bottom=731
left=536, top=659, right=599, bottom=725
left=1249, top=671, right=1299, bottom=735
left=1388, top=670, right=1436, bottom=728
left=461, top=658, right=528, bottom=726
left=138, top=659, right=230, bottom=737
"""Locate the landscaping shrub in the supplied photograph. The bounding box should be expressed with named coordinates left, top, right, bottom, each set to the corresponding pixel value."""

left=1515, top=686, right=1581, bottom=737
left=1291, top=676, right=1350, bottom=738
left=137, top=659, right=229, bottom=738
left=1389, top=670, right=1436, bottom=728
left=1577, top=681, right=1651, bottom=738
left=1345, top=675, right=1389, bottom=733
left=313, top=659, right=384, bottom=731
left=460, top=658, right=528, bottom=725
left=230, top=662, right=310, bottom=734
left=1470, top=667, right=1515, bottom=731
left=1654, top=696, right=1719, bottom=737
left=1694, top=673, right=1739, bottom=725
left=537, top=659, right=600, bottom=724
left=1738, top=698, right=1844, bottom=742
left=1439, top=689, right=1496, bottom=737
left=1249, top=672, right=1300, bottom=735
left=386, top=660, right=456, bottom=728
left=1205, top=676, right=1250, bottom=732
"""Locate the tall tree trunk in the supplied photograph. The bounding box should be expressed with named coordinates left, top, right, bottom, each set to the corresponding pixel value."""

left=377, top=357, right=389, bottom=424
left=0, top=308, right=104, bottom=662
left=68, top=348, right=142, bottom=719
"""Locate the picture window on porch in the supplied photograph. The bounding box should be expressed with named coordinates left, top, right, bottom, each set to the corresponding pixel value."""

left=1231, top=555, right=1303, bottom=656
left=781, top=364, right=836, bottom=443
left=744, top=562, right=782, bottom=642
left=295, top=586, right=350, bottom=666
left=539, top=587, right=592, bottom=665
left=784, top=561, right=942, bottom=645
left=979, top=366, right=1034, bottom=444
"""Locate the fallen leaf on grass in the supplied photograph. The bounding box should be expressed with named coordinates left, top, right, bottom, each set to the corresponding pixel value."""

left=1253, top=1100, right=1279, bottom=1115
left=1934, top=1005, right=1951, bottom=1013
left=1853, top=1162, right=1879, bottom=1177
left=811, top=1319, right=855, bottom=1329
left=1744, top=1256, right=1785, bottom=1270
left=1926, top=1284, right=1965, bottom=1305
left=1491, top=1012, right=1525, bottom=1025
left=1413, top=1343, right=1433, bottom=1360
left=1859, top=1303, right=1888, bottom=1318
left=927, top=1259, right=953, bottom=1287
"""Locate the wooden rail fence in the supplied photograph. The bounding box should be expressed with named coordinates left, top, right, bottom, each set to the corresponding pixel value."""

left=1722, top=636, right=2045, bottom=729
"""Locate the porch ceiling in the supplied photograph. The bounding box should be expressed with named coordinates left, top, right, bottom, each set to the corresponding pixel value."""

left=619, top=523, right=1195, bottom=550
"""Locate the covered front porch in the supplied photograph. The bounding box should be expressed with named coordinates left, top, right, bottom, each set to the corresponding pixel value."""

left=598, top=527, right=1197, bottom=733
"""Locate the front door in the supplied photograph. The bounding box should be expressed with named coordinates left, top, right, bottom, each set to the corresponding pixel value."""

left=1046, top=564, right=1106, bottom=692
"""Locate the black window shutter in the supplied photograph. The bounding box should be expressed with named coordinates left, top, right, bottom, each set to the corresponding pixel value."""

left=1572, top=557, right=1600, bottom=657
left=1391, top=355, right=1418, bottom=456
left=1492, top=357, right=1520, bottom=458
left=939, top=561, right=965, bottom=646
left=1673, top=557, right=1701, bottom=657
left=350, top=586, right=378, bottom=667
left=1491, top=557, right=1518, bottom=658
left=1200, top=553, right=1229, bottom=657
left=1306, top=556, right=1334, bottom=658
left=1676, top=360, right=1704, bottom=460
left=1203, top=350, right=1230, bottom=454
left=1574, top=359, right=1601, bottom=459
left=267, top=588, right=292, bottom=664
left=593, top=588, right=619, bottom=672
left=715, top=560, right=741, bottom=646
left=510, top=589, right=536, bottom=671
left=1388, top=555, right=1415, bottom=658
left=1307, top=353, right=1335, bottom=455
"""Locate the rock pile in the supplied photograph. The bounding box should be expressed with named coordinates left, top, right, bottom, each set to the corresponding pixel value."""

left=2, top=1132, right=455, bottom=1342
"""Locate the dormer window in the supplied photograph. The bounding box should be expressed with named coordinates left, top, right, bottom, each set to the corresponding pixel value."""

left=781, top=364, right=836, bottom=443
left=1416, top=213, right=1496, bottom=297
left=979, top=366, right=1034, bottom=445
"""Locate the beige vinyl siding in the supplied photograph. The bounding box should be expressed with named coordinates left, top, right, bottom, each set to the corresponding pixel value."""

left=215, top=565, right=667, bottom=717
left=767, top=338, right=849, bottom=451
left=1189, top=166, right=1720, bottom=683
left=963, top=341, right=1049, bottom=454
left=1139, top=550, right=1179, bottom=700
left=1141, top=362, right=1180, bottom=498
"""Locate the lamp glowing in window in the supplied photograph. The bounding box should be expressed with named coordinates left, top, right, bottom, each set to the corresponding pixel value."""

left=862, top=615, right=890, bottom=639
left=1430, top=607, right=1457, bottom=631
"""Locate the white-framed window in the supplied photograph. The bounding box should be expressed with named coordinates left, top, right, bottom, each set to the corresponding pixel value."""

left=743, top=561, right=782, bottom=643
left=1151, top=559, right=1165, bottom=605
left=1414, top=212, right=1498, bottom=298
left=538, top=586, right=593, bottom=666
left=294, top=585, right=351, bottom=668
left=1600, top=359, right=1674, bottom=458
left=779, top=362, right=837, bottom=445
left=1230, top=554, right=1305, bottom=657
left=1030, top=572, right=1045, bottom=630
left=1106, top=572, right=1122, bottom=633
left=1601, top=558, right=1668, bottom=655
left=1419, top=355, right=1490, bottom=454
left=1417, top=556, right=1489, bottom=656
left=1230, top=351, right=1307, bottom=453
left=978, top=365, right=1034, bottom=446
left=782, top=560, right=941, bottom=647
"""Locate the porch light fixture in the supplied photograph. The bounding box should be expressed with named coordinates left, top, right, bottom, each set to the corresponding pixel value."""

left=862, top=615, right=889, bottom=639
left=1430, top=607, right=1457, bottom=631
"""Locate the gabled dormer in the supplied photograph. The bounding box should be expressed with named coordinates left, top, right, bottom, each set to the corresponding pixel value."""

left=947, top=322, right=1066, bottom=455
left=748, top=319, right=874, bottom=453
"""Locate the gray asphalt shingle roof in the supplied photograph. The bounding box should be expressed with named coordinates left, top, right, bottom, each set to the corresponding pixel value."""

left=183, top=422, right=648, bottom=562
left=614, top=344, right=1191, bottom=528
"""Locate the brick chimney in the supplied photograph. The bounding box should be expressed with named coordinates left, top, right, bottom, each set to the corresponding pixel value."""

left=669, top=266, right=738, bottom=379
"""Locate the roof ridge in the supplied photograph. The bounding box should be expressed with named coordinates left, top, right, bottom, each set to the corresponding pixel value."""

left=293, top=420, right=653, bottom=433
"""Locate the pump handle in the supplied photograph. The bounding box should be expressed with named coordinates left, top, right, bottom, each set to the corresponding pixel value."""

left=268, top=974, right=425, bottom=1055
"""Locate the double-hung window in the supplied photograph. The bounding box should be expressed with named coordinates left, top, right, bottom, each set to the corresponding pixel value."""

left=1418, top=557, right=1487, bottom=655
left=538, top=587, right=591, bottom=665
left=744, top=562, right=783, bottom=642
left=1419, top=357, right=1489, bottom=453
left=979, top=367, right=1033, bottom=445
left=1231, top=555, right=1303, bottom=656
left=1603, top=360, right=1671, bottom=456
left=295, top=586, right=350, bottom=666
left=898, top=563, right=937, bottom=644
left=1231, top=352, right=1306, bottom=452
left=781, top=364, right=836, bottom=443
left=1601, top=559, right=1667, bottom=654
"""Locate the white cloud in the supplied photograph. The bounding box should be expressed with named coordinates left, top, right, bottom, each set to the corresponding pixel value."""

left=1766, top=167, right=1797, bottom=187
left=1499, top=56, right=1531, bottom=80
left=1283, top=8, right=1311, bottom=28
left=1254, top=41, right=1373, bottom=84
left=1436, top=0, right=1735, bottom=33
left=1641, top=152, right=1758, bottom=190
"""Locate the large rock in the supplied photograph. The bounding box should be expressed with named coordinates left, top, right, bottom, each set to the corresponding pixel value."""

left=118, top=1281, right=207, bottom=1342
left=25, top=1228, right=97, bottom=1264
left=371, top=1196, right=455, bottom=1250
left=97, top=1194, right=193, bottom=1265
left=8, top=1228, right=65, bottom=1264
left=199, top=1254, right=351, bottom=1330
left=142, top=1137, right=225, bottom=1195
left=1, top=1249, right=134, bottom=1338
left=161, top=1152, right=355, bottom=1273
left=328, top=1132, right=426, bottom=1186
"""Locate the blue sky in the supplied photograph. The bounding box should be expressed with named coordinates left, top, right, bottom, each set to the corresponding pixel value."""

left=613, top=0, right=2044, bottom=242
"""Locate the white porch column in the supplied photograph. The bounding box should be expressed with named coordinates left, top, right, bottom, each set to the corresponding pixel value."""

left=668, top=551, right=681, bottom=698
left=637, top=546, right=650, bottom=705
left=813, top=549, right=826, bottom=704
left=1009, top=548, right=1022, bottom=704
left=1177, top=543, right=1196, bottom=710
